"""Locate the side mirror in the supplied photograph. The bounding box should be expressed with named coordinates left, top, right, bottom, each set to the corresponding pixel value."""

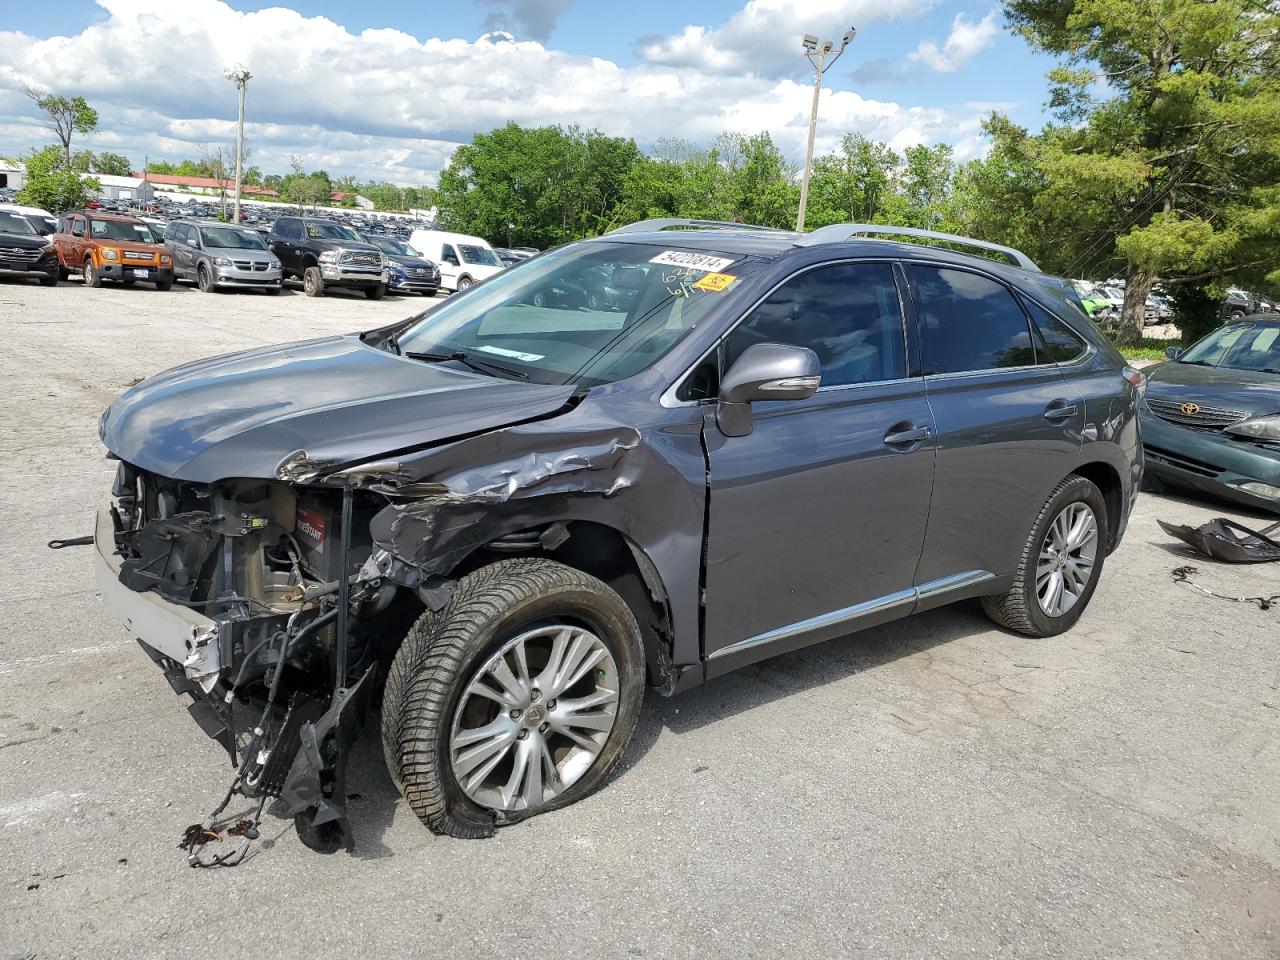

left=1165, top=346, right=1182, bottom=360
left=717, top=342, right=821, bottom=438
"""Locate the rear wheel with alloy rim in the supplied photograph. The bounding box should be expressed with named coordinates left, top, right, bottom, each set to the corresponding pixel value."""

left=982, top=474, right=1108, bottom=637
left=381, top=558, right=644, bottom=838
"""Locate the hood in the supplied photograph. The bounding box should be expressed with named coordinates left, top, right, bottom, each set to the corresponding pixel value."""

left=95, top=237, right=165, bottom=254
left=307, top=237, right=380, bottom=254
left=100, top=334, right=576, bottom=483
left=384, top=254, right=434, bottom=270
left=1145, top=361, right=1280, bottom=417
left=0, top=231, right=49, bottom=250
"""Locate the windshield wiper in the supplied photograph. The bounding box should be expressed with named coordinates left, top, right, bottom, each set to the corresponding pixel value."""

left=1177, top=359, right=1213, bottom=366
left=404, top=350, right=529, bottom=380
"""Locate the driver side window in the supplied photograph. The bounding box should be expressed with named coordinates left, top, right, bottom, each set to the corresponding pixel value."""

left=725, top=262, right=907, bottom=388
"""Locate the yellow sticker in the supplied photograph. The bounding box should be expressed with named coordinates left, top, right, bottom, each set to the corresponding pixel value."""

left=693, top=272, right=737, bottom=292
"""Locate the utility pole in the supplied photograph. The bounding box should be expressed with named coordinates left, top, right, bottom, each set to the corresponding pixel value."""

left=225, top=65, right=252, bottom=224
left=796, top=28, right=855, bottom=233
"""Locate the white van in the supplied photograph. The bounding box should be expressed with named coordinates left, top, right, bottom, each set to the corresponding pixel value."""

left=407, top=229, right=504, bottom=292
left=0, top=203, right=58, bottom=235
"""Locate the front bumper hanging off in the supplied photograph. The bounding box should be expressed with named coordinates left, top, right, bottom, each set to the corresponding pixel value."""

left=93, top=499, right=374, bottom=854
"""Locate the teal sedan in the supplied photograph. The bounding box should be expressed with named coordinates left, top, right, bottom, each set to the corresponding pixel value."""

left=1141, top=317, right=1280, bottom=514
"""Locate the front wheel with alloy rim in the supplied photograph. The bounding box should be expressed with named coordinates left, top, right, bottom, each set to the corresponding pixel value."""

left=380, top=558, right=644, bottom=838
left=456, top=276, right=473, bottom=291
left=197, top=264, right=215, bottom=293
left=83, top=259, right=102, bottom=288
left=982, top=474, right=1108, bottom=637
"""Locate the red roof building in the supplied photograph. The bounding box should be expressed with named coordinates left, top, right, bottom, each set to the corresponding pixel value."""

left=134, top=172, right=278, bottom=197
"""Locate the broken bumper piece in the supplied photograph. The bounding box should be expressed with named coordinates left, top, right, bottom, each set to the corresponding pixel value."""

left=94, top=509, right=224, bottom=689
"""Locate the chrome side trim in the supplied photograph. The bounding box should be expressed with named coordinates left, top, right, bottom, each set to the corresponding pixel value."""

left=707, top=588, right=915, bottom=662
left=915, top=569, right=995, bottom=600
left=706, top=569, right=993, bottom=662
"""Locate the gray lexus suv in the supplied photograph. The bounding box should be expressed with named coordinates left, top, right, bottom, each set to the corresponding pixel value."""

left=93, top=220, right=1143, bottom=856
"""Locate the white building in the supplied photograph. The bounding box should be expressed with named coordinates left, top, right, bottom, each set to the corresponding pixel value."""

left=94, top=174, right=155, bottom=202
left=0, top=163, right=24, bottom=192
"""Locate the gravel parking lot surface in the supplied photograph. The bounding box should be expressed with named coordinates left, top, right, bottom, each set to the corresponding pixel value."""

left=2, top=279, right=1278, bottom=959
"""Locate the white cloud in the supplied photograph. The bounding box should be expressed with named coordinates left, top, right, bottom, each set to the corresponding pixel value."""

left=0, top=0, right=992, bottom=184
left=909, top=8, right=1000, bottom=73
left=637, top=0, right=933, bottom=76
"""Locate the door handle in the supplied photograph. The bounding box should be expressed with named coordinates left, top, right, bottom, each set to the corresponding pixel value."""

left=1043, top=400, right=1080, bottom=421
left=884, top=423, right=932, bottom=448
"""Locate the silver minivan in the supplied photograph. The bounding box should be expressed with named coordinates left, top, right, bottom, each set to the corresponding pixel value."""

left=163, top=220, right=283, bottom=294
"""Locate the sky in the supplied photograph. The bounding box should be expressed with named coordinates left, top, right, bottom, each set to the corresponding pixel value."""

left=0, top=0, right=1063, bottom=187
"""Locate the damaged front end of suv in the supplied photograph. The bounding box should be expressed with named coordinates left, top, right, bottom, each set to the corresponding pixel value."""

left=92, top=234, right=747, bottom=858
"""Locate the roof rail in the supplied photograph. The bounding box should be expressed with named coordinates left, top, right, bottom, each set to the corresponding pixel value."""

left=795, top=223, right=1040, bottom=272
left=608, top=218, right=797, bottom=236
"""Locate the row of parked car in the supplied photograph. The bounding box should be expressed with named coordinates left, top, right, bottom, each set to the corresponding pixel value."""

left=0, top=202, right=541, bottom=300
left=1071, top=278, right=1277, bottom=326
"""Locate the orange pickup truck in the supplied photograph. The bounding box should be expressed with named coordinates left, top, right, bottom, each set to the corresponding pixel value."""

left=53, top=211, right=174, bottom=290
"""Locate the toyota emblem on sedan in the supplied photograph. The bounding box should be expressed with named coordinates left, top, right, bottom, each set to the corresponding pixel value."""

left=1180, top=402, right=1200, bottom=416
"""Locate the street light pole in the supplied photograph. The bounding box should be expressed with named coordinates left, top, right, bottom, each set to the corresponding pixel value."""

left=225, top=65, right=252, bottom=224
left=796, top=28, right=855, bottom=233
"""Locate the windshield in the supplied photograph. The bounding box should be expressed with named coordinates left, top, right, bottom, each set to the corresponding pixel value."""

left=460, top=244, right=501, bottom=267
left=202, top=226, right=267, bottom=250
left=0, top=212, right=37, bottom=236
left=305, top=221, right=360, bottom=241
left=373, top=237, right=417, bottom=257
left=90, top=219, right=156, bottom=243
left=394, top=241, right=758, bottom=386
left=1179, top=323, right=1280, bottom=373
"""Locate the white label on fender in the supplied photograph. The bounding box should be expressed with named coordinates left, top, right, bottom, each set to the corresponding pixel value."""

left=478, top=344, right=545, bottom=362
left=649, top=250, right=737, bottom=273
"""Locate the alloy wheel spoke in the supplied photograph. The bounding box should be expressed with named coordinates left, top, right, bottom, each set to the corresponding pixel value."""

left=451, top=624, right=619, bottom=814
left=453, top=724, right=516, bottom=781
left=1066, top=509, right=1097, bottom=552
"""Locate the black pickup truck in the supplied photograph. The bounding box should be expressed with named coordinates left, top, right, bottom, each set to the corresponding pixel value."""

left=268, top=216, right=386, bottom=298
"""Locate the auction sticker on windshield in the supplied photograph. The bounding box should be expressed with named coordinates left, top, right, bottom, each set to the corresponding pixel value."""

left=649, top=250, right=737, bottom=273
left=478, top=344, right=545, bottom=362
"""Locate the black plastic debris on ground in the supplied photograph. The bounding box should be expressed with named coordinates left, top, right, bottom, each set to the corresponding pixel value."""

left=1159, top=517, right=1280, bottom=564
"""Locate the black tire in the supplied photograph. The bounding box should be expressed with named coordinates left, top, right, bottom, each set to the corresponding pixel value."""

left=265, top=285, right=282, bottom=296
left=531, top=290, right=546, bottom=307
left=83, top=258, right=102, bottom=288
left=57, top=265, right=69, bottom=282
left=155, top=277, right=173, bottom=292
left=303, top=265, right=324, bottom=297
left=585, top=293, right=600, bottom=310
left=364, top=283, right=386, bottom=300
left=982, top=474, right=1109, bottom=637
left=39, top=275, right=58, bottom=287
left=197, top=264, right=215, bottom=293
left=456, top=275, right=473, bottom=291
left=381, top=558, right=645, bottom=839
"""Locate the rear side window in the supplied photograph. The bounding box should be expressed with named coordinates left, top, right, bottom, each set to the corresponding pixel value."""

left=726, top=262, right=907, bottom=388
left=908, top=265, right=1036, bottom=374
left=1023, top=299, right=1087, bottom=363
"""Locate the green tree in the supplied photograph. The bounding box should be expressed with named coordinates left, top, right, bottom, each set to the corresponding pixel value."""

left=901, top=143, right=956, bottom=231
left=996, top=0, right=1280, bottom=344
left=23, top=87, right=98, bottom=170
left=17, top=145, right=99, bottom=212
left=806, top=134, right=901, bottom=227
left=435, top=123, right=641, bottom=246
left=92, top=152, right=132, bottom=176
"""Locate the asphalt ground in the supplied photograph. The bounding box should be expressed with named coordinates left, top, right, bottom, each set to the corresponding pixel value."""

left=1, top=277, right=1278, bottom=959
